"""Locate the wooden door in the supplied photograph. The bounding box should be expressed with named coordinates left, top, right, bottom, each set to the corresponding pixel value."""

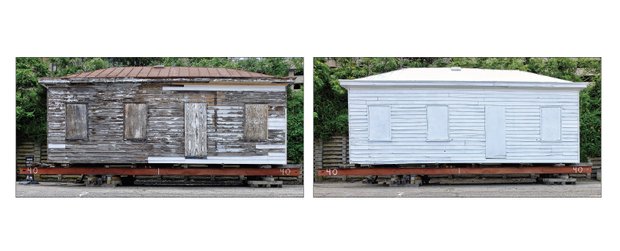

left=485, top=106, right=506, bottom=159
left=185, top=103, right=208, bottom=158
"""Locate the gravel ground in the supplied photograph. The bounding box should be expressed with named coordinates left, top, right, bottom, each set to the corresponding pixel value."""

left=15, top=182, right=303, bottom=198
left=314, top=180, right=602, bottom=198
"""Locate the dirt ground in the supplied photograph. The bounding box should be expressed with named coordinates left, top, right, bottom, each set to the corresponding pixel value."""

left=314, top=180, right=602, bottom=198
left=15, top=182, right=304, bottom=198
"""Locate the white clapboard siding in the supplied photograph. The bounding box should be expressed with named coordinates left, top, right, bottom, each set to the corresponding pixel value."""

left=148, top=156, right=286, bottom=165
left=346, top=87, right=582, bottom=164
left=268, top=117, right=287, bottom=130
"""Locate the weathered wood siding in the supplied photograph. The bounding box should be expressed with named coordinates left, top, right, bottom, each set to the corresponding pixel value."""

left=47, top=83, right=287, bottom=164
left=347, top=87, right=580, bottom=164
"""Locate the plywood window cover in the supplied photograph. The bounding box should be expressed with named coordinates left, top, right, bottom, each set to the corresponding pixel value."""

left=244, top=104, right=269, bottom=141
left=124, top=103, right=148, bottom=140
left=185, top=103, right=209, bottom=158
left=368, top=105, right=392, bottom=141
left=540, top=106, right=562, bottom=142
left=426, top=105, right=451, bottom=142
left=65, top=103, right=88, bottom=140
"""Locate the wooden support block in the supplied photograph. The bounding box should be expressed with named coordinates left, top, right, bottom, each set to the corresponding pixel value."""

left=542, top=177, right=577, bottom=185
left=105, top=175, right=123, bottom=187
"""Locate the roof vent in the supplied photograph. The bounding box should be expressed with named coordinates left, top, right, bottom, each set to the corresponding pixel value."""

left=450, top=67, right=462, bottom=71
left=154, top=65, right=165, bottom=68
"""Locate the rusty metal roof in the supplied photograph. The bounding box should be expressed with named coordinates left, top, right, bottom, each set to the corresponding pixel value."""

left=62, top=66, right=273, bottom=79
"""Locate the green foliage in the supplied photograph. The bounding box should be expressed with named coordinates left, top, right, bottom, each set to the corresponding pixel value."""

left=16, top=58, right=49, bottom=142
left=314, top=57, right=602, bottom=161
left=287, top=88, right=304, bottom=163
left=157, top=57, right=293, bottom=77
left=48, top=58, right=85, bottom=76
left=82, top=58, right=110, bottom=71
left=577, top=58, right=601, bottom=161
left=236, top=57, right=290, bottom=77
left=313, top=58, right=349, bottom=140
left=108, top=58, right=161, bottom=66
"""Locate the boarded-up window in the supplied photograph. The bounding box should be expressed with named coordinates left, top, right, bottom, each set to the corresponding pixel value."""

left=485, top=106, right=506, bottom=158
left=541, top=107, right=561, bottom=141
left=185, top=103, right=208, bottom=158
left=244, top=104, right=268, bottom=141
left=368, top=105, right=391, bottom=141
left=124, top=103, right=147, bottom=140
left=65, top=103, right=88, bottom=140
left=427, top=105, right=449, bottom=141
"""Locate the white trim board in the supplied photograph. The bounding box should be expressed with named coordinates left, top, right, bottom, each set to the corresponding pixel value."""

left=340, top=81, right=588, bottom=89
left=255, top=144, right=286, bottom=149
left=148, top=156, right=286, bottom=165
left=163, top=85, right=286, bottom=92
left=268, top=118, right=286, bottom=130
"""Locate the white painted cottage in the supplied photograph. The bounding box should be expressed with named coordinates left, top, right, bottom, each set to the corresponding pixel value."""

left=340, top=67, right=588, bottom=165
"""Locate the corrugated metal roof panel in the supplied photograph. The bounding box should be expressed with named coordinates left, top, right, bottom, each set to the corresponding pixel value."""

left=146, top=67, right=160, bottom=77
left=85, top=69, right=101, bottom=78
left=117, top=67, right=132, bottom=77
left=61, top=66, right=273, bottom=79
left=128, top=67, right=142, bottom=77
left=108, top=67, right=124, bottom=78
left=98, top=68, right=116, bottom=78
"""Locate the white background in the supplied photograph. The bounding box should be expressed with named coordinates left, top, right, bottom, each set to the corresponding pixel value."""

left=1, top=1, right=617, bottom=251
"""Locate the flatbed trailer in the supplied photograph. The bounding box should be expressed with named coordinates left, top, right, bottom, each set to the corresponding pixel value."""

left=317, top=165, right=591, bottom=177
left=17, top=165, right=302, bottom=187
left=19, top=166, right=301, bottom=177
left=316, top=165, right=591, bottom=186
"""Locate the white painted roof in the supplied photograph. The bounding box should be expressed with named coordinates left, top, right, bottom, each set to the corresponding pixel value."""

left=356, top=67, right=571, bottom=83
left=340, top=67, right=587, bottom=89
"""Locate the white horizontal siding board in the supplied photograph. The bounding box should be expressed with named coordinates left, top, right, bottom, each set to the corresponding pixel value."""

left=148, top=156, right=286, bottom=165
left=268, top=152, right=287, bottom=157
left=162, top=85, right=286, bottom=92
left=268, top=118, right=286, bottom=130
left=346, top=83, right=582, bottom=164
left=255, top=144, right=286, bottom=149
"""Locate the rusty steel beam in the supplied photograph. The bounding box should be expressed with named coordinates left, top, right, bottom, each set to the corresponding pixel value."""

left=18, top=167, right=300, bottom=177
left=316, top=166, right=592, bottom=177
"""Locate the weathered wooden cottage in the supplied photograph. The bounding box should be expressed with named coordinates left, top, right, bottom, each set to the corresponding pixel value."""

left=42, top=66, right=291, bottom=166
left=340, top=67, right=587, bottom=165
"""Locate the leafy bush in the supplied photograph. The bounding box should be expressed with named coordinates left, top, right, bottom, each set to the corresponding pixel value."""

left=287, top=88, right=304, bottom=163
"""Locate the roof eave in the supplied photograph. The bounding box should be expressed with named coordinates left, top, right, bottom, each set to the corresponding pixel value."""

left=339, top=80, right=589, bottom=89
left=40, top=77, right=294, bottom=85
